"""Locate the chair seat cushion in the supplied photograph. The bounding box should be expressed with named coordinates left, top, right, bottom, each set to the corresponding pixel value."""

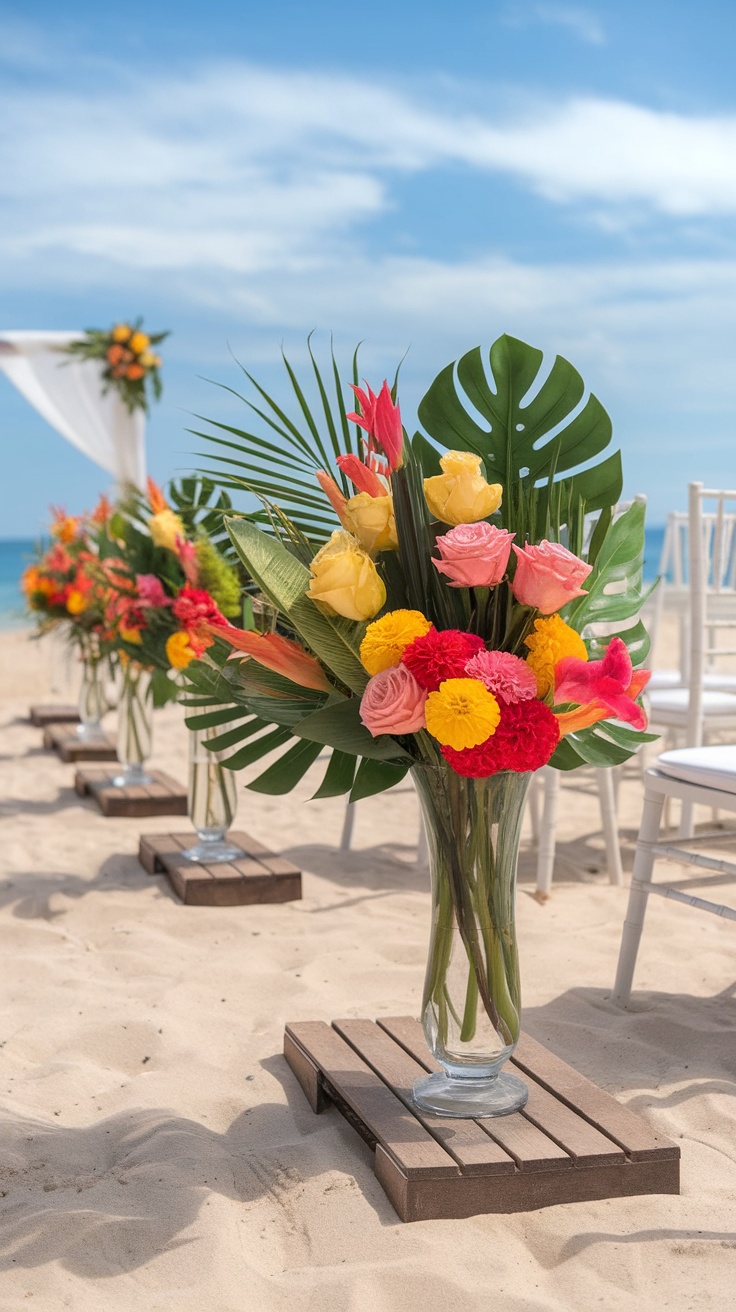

left=648, top=688, right=736, bottom=715
left=657, top=744, right=736, bottom=795
left=646, top=670, right=736, bottom=692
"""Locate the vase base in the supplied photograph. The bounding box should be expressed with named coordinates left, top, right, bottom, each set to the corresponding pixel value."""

left=75, top=723, right=106, bottom=742
left=110, top=769, right=154, bottom=789
left=412, top=1069, right=528, bottom=1119
left=180, top=840, right=245, bottom=864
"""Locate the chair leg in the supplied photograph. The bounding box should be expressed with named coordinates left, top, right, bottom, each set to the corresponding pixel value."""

left=678, top=799, right=695, bottom=840
left=597, top=767, right=624, bottom=886
left=535, top=768, right=560, bottom=899
left=612, top=789, right=665, bottom=1006
left=340, top=801, right=356, bottom=852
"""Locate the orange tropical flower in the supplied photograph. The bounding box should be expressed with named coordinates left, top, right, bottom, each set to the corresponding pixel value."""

left=208, top=624, right=332, bottom=693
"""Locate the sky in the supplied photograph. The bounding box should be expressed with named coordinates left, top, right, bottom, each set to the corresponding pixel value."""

left=2, top=0, right=736, bottom=535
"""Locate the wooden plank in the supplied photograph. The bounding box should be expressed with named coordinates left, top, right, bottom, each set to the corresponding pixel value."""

left=235, top=831, right=301, bottom=876
left=519, top=1072, right=625, bottom=1168
left=75, top=769, right=188, bottom=817
left=138, top=832, right=302, bottom=907
left=333, top=1019, right=516, bottom=1176
left=512, top=1033, right=680, bottom=1162
left=30, top=704, right=80, bottom=727
left=44, top=724, right=117, bottom=762
left=377, top=1016, right=572, bottom=1172
left=285, top=1022, right=461, bottom=1180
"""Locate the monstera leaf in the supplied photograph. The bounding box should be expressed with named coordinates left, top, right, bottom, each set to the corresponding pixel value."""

left=417, top=333, right=622, bottom=541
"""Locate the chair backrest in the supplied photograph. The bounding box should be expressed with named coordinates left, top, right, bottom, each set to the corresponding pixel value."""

left=687, top=483, right=736, bottom=744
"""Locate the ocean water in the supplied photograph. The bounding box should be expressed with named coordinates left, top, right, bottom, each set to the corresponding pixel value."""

left=0, top=527, right=667, bottom=632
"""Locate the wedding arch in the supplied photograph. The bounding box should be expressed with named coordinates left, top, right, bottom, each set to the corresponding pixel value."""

left=0, top=330, right=146, bottom=489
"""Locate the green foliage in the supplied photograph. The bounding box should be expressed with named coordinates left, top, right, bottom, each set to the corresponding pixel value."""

left=194, top=537, right=242, bottom=616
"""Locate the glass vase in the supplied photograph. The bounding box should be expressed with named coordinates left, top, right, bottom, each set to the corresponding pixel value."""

left=76, top=656, right=106, bottom=741
left=181, top=725, right=243, bottom=863
left=411, top=753, right=531, bottom=1118
left=112, top=662, right=153, bottom=787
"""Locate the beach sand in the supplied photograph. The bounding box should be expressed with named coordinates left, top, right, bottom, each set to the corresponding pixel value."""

left=1, top=626, right=734, bottom=1311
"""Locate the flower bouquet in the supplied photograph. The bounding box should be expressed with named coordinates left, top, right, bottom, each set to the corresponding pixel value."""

left=183, top=333, right=654, bottom=1116
left=22, top=499, right=119, bottom=738
left=61, top=318, right=168, bottom=414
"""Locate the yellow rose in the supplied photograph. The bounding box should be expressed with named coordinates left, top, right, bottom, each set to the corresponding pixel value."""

left=129, top=330, right=150, bottom=354
left=149, top=508, right=185, bottom=552
left=166, top=631, right=195, bottom=669
left=111, top=323, right=132, bottom=343
left=424, top=451, right=503, bottom=526
left=119, top=626, right=142, bottom=644
left=341, top=492, right=398, bottom=555
left=307, top=530, right=386, bottom=622
left=66, top=589, right=88, bottom=615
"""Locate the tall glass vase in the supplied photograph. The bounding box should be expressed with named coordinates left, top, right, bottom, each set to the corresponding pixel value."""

left=76, top=655, right=107, bottom=741
left=182, top=726, right=243, bottom=863
left=411, top=752, right=531, bottom=1118
left=112, top=662, right=153, bottom=787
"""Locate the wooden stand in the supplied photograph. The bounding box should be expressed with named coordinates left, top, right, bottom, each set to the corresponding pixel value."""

left=43, top=723, right=117, bottom=762
left=139, top=831, right=302, bottom=906
left=29, top=704, right=80, bottom=728
left=75, top=768, right=188, bottom=817
left=283, top=1016, right=680, bottom=1222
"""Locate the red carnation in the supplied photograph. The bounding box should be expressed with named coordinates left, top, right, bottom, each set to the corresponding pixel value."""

left=402, top=628, right=485, bottom=691
left=172, top=585, right=229, bottom=656
left=442, top=698, right=560, bottom=778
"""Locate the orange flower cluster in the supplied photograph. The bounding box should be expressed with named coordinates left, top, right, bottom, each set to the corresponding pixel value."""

left=105, top=323, right=162, bottom=383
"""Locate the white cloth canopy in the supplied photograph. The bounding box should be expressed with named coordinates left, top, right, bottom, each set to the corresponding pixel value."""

left=0, top=330, right=146, bottom=490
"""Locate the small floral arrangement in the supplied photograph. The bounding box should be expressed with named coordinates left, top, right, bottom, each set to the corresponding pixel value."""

left=21, top=498, right=117, bottom=658
left=180, top=335, right=654, bottom=797
left=62, top=319, right=168, bottom=414
left=98, top=479, right=243, bottom=704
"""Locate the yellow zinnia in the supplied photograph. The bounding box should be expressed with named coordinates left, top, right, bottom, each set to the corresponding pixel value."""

left=129, top=330, right=150, bottom=354
left=425, top=677, right=501, bottom=750
left=360, top=609, right=433, bottom=675
left=66, top=589, right=88, bottom=615
left=524, top=614, right=587, bottom=697
left=111, top=323, right=132, bottom=343
left=166, top=631, right=196, bottom=669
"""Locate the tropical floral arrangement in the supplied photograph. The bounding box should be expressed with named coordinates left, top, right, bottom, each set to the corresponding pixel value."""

left=62, top=319, right=168, bottom=414
left=97, top=478, right=243, bottom=705
left=181, top=334, right=654, bottom=799
left=21, top=499, right=118, bottom=660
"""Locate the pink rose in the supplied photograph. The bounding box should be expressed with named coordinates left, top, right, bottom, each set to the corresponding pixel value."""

left=465, top=649, right=538, bottom=704
left=360, top=665, right=427, bottom=736
left=433, top=522, right=515, bottom=588
left=136, top=574, right=170, bottom=608
left=510, top=540, right=592, bottom=614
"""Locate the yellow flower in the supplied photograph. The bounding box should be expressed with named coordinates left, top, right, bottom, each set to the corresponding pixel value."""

left=66, top=589, right=88, bottom=615
left=149, top=508, right=185, bottom=552
left=139, top=351, right=157, bottom=368
left=166, top=631, right=196, bottom=669
left=51, top=515, right=79, bottom=544
left=120, top=626, right=143, bottom=644
left=425, top=677, right=501, bottom=750
left=341, top=492, right=398, bottom=555
left=111, top=323, right=132, bottom=343
left=424, top=451, right=503, bottom=526
left=360, top=609, right=432, bottom=675
left=524, top=614, right=587, bottom=697
left=306, top=530, right=386, bottom=622
left=129, top=330, right=150, bottom=354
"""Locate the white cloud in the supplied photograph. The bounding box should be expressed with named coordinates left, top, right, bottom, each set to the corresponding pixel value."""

left=530, top=5, right=606, bottom=46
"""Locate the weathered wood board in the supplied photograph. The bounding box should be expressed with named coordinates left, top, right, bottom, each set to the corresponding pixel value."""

left=139, top=830, right=302, bottom=906
left=75, top=768, right=188, bottom=817
left=43, top=723, right=117, bottom=762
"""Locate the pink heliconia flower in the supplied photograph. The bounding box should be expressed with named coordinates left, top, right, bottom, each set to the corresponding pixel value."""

left=465, top=649, right=538, bottom=705
left=136, top=573, right=170, bottom=608
left=554, top=636, right=651, bottom=734
left=335, top=453, right=387, bottom=498
left=360, top=664, right=428, bottom=736
left=510, top=540, right=592, bottom=614
left=433, top=522, right=514, bottom=588
left=347, top=380, right=404, bottom=471
left=175, top=536, right=199, bottom=586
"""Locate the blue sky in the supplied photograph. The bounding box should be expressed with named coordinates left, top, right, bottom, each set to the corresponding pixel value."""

left=2, top=0, right=736, bottom=535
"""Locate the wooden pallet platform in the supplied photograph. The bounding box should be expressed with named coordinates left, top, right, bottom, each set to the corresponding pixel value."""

left=283, top=1016, right=680, bottom=1222
left=29, top=704, right=80, bottom=728
left=43, top=723, right=117, bottom=762
left=139, top=831, right=302, bottom=906
left=75, top=768, right=188, bottom=817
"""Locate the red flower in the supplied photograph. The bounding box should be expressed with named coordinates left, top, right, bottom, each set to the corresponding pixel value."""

left=347, top=380, right=404, bottom=471
left=172, top=585, right=229, bottom=656
left=402, top=628, right=484, bottom=691
left=442, top=699, right=560, bottom=777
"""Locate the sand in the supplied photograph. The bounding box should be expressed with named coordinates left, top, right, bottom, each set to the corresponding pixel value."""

left=1, top=626, right=735, bottom=1311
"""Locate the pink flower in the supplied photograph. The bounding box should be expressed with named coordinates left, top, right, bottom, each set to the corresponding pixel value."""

left=465, top=650, right=538, bottom=705
left=433, top=522, right=514, bottom=588
left=136, top=573, right=170, bottom=608
left=347, top=380, right=404, bottom=471
left=554, top=636, right=651, bottom=734
left=335, top=453, right=387, bottom=498
left=175, top=536, right=199, bottom=585
left=360, top=665, right=428, bottom=736
left=510, top=540, right=592, bottom=614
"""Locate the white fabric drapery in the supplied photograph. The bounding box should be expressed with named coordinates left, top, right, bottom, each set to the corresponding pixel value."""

left=0, top=330, right=146, bottom=489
